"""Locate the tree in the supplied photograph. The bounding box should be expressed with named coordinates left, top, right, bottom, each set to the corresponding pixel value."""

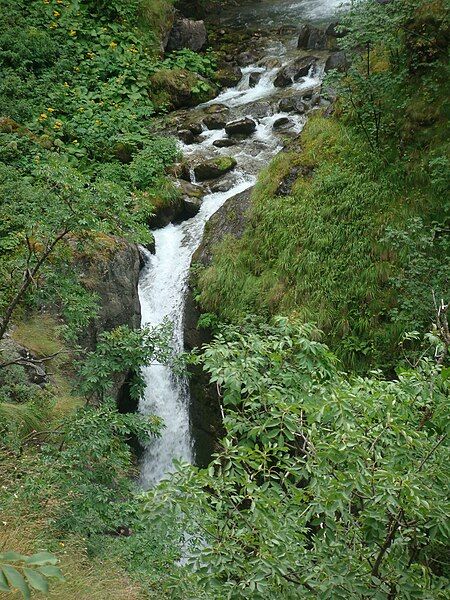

left=147, top=316, right=449, bottom=599
left=0, top=157, right=151, bottom=343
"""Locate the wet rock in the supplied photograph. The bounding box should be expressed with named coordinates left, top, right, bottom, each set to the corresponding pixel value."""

left=273, top=117, right=293, bottom=129
left=297, top=24, right=311, bottom=49
left=203, top=115, right=226, bottom=130
left=176, top=197, right=202, bottom=222
left=194, top=156, right=237, bottom=181
left=274, top=56, right=317, bottom=87
left=237, top=51, right=258, bottom=66
left=204, top=103, right=229, bottom=115
left=216, top=65, right=242, bottom=88
left=177, top=179, right=204, bottom=199
left=213, top=138, right=236, bottom=148
left=325, top=51, right=350, bottom=73
left=178, top=129, right=195, bottom=144
left=189, top=122, right=203, bottom=136
left=76, top=239, right=141, bottom=407
left=225, top=117, right=257, bottom=136
left=310, top=93, right=321, bottom=107
left=279, top=96, right=307, bottom=114
left=208, top=177, right=236, bottom=193
left=307, top=27, right=328, bottom=51
left=166, top=17, right=207, bottom=52
left=192, top=187, right=253, bottom=268
left=297, top=24, right=340, bottom=51
left=249, top=72, right=262, bottom=87
left=257, top=56, right=282, bottom=69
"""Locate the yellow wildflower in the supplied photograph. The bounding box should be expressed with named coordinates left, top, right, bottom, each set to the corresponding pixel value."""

left=47, top=107, right=55, bottom=112
left=53, top=121, right=63, bottom=130
left=109, top=41, right=117, bottom=49
left=69, top=29, right=77, bottom=36
left=53, top=10, right=60, bottom=17
left=39, top=113, right=48, bottom=121
left=50, top=22, right=57, bottom=29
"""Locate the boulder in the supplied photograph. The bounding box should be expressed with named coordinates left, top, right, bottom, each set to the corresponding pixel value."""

left=237, top=51, right=258, bottom=66
left=278, top=96, right=307, bottom=114
left=225, top=117, right=257, bottom=136
left=149, top=68, right=216, bottom=109
left=274, top=56, right=317, bottom=87
left=178, top=129, right=195, bottom=144
left=177, top=179, right=204, bottom=199
left=273, top=117, right=293, bottom=129
left=215, top=65, right=242, bottom=88
left=249, top=72, right=262, bottom=87
left=325, top=51, right=349, bottom=73
left=203, top=115, right=227, bottom=130
left=189, top=122, right=203, bottom=135
left=165, top=17, right=207, bottom=52
left=213, top=138, right=236, bottom=148
left=194, top=156, right=237, bottom=181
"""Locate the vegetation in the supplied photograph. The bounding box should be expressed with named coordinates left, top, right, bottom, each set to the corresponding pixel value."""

left=0, top=0, right=448, bottom=598
left=194, top=0, right=449, bottom=372
left=149, top=315, right=450, bottom=598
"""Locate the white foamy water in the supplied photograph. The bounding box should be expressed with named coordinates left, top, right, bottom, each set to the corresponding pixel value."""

left=139, top=176, right=254, bottom=487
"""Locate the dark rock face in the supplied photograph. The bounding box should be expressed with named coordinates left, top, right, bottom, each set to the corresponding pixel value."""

left=192, top=187, right=252, bottom=267
left=185, top=187, right=254, bottom=465
left=325, top=51, right=349, bottom=73
left=225, top=117, right=257, bottom=136
left=297, top=23, right=341, bottom=51
left=194, top=156, right=237, bottom=181
left=76, top=239, right=142, bottom=403
left=274, top=56, right=317, bottom=87
left=166, top=17, right=208, bottom=52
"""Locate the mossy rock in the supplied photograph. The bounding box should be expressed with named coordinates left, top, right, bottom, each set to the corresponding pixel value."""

left=149, top=68, right=217, bottom=109
left=194, top=156, right=237, bottom=181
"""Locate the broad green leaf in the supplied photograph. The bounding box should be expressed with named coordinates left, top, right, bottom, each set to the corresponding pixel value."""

left=2, top=565, right=30, bottom=599
left=24, top=568, right=49, bottom=593
left=25, top=552, right=58, bottom=566
left=38, top=565, right=65, bottom=581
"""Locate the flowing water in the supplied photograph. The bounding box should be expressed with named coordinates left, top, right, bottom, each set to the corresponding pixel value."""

left=139, top=0, right=343, bottom=488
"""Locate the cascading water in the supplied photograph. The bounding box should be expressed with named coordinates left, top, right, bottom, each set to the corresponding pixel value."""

left=138, top=1, right=342, bottom=488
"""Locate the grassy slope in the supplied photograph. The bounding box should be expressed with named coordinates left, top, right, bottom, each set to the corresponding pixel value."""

left=195, top=5, right=449, bottom=371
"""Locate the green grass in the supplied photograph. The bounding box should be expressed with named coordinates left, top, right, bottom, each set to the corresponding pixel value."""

left=195, top=112, right=447, bottom=371
left=12, top=314, right=82, bottom=417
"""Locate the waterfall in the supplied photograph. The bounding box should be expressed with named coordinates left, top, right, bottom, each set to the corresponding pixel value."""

left=138, top=4, right=334, bottom=487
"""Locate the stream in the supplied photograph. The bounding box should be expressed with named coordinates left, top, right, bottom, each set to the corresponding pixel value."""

left=138, top=0, right=345, bottom=488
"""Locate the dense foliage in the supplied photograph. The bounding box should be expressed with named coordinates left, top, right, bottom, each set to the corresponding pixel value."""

left=149, top=317, right=450, bottom=599
left=1, top=0, right=448, bottom=598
